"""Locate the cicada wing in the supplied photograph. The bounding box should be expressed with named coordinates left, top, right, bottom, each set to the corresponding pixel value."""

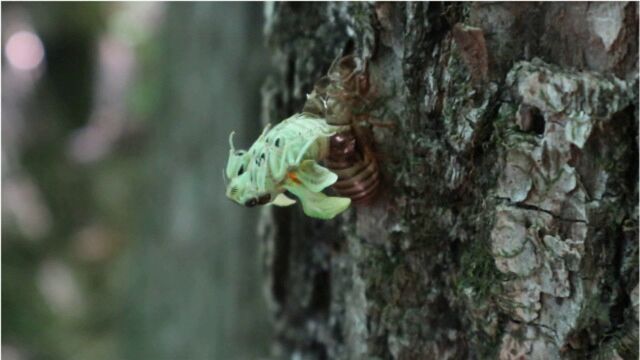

left=284, top=180, right=350, bottom=219
left=295, top=160, right=338, bottom=193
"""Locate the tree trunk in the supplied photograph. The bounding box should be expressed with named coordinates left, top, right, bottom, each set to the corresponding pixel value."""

left=261, top=3, right=638, bottom=359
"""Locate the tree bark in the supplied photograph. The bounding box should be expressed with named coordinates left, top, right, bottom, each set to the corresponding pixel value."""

left=261, top=3, right=638, bottom=359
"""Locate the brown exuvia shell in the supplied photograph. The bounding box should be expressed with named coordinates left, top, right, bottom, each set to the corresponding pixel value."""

left=310, top=54, right=380, bottom=204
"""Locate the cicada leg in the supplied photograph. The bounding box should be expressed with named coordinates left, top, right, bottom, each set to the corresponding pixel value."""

left=257, top=155, right=268, bottom=192
left=270, top=141, right=290, bottom=182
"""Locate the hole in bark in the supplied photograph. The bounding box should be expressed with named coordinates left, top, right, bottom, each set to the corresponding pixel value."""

left=527, top=107, right=545, bottom=134
left=517, top=105, right=545, bottom=134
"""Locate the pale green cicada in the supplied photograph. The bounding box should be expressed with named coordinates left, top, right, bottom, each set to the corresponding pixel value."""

left=225, top=113, right=351, bottom=219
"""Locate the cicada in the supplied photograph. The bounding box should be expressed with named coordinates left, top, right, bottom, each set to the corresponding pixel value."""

left=226, top=114, right=352, bottom=219
left=225, top=55, right=380, bottom=219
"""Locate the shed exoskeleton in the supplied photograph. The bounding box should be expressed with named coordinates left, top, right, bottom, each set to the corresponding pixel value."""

left=305, top=55, right=381, bottom=204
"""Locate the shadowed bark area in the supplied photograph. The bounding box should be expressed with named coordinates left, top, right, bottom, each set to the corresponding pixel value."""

left=260, top=3, right=638, bottom=359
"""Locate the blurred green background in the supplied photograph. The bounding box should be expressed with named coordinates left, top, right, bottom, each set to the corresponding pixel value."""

left=2, top=3, right=273, bottom=359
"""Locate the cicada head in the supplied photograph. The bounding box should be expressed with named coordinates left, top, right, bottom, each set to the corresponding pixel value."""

left=225, top=131, right=275, bottom=207
left=226, top=172, right=273, bottom=207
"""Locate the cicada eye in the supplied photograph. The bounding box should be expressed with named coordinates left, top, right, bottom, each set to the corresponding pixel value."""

left=237, top=165, right=244, bottom=176
left=257, top=194, right=271, bottom=205
left=244, top=194, right=271, bottom=208
left=244, top=198, right=258, bottom=207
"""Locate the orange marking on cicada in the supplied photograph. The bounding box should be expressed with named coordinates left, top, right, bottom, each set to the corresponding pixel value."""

left=287, top=171, right=301, bottom=184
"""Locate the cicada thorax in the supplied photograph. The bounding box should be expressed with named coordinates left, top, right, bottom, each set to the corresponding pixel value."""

left=307, top=55, right=380, bottom=205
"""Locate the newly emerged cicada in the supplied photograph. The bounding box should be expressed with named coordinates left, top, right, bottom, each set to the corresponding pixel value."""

left=225, top=55, right=380, bottom=219
left=226, top=114, right=351, bottom=219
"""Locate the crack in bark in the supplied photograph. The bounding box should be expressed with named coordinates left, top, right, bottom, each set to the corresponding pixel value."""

left=494, top=196, right=589, bottom=224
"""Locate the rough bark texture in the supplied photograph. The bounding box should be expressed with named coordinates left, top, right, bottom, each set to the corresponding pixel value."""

left=261, top=3, right=638, bottom=360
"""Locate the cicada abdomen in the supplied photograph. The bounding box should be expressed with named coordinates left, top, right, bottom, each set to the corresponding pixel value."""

left=305, top=55, right=381, bottom=205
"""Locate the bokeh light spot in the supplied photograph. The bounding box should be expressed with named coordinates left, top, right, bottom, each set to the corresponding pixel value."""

left=5, top=30, right=45, bottom=71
